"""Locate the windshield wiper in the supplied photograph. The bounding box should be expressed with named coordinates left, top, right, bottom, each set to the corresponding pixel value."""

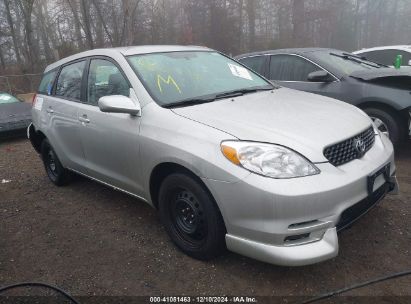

left=163, top=86, right=274, bottom=108
left=341, top=52, right=389, bottom=68
left=215, top=86, right=273, bottom=99
left=162, top=96, right=217, bottom=108
left=330, top=52, right=383, bottom=68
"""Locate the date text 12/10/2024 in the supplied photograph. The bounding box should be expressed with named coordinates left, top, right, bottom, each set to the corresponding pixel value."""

left=150, top=296, right=257, bottom=303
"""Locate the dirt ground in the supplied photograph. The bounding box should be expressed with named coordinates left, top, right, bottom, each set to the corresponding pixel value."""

left=0, top=138, right=410, bottom=299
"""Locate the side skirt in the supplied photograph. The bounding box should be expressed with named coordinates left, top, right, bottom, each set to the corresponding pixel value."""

left=68, top=168, right=151, bottom=205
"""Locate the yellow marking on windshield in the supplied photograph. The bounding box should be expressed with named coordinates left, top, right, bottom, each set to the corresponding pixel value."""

left=157, top=75, right=182, bottom=93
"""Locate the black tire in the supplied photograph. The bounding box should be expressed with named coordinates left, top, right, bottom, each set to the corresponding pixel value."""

left=158, top=172, right=226, bottom=260
left=363, top=107, right=405, bottom=146
left=41, top=139, right=72, bottom=186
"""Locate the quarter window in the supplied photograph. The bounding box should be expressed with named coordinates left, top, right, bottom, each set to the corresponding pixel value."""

left=87, top=59, right=130, bottom=105
left=239, top=56, right=266, bottom=75
left=269, top=55, right=320, bottom=81
left=55, top=61, right=86, bottom=101
left=38, top=70, right=57, bottom=95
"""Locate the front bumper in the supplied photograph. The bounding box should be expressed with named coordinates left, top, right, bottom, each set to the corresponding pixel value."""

left=204, top=133, right=398, bottom=266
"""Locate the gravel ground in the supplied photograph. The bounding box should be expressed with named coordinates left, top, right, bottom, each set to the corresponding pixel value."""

left=0, top=138, right=410, bottom=299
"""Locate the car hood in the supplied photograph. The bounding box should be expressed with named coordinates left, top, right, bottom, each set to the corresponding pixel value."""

left=350, top=67, right=411, bottom=81
left=0, top=102, right=32, bottom=122
left=172, top=88, right=372, bottom=162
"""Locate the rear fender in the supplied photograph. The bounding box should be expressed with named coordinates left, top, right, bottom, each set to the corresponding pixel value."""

left=27, top=123, right=44, bottom=153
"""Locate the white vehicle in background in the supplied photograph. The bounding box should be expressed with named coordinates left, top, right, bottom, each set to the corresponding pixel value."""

left=353, top=45, right=411, bottom=67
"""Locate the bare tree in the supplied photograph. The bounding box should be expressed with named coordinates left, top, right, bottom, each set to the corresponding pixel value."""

left=1, top=0, right=411, bottom=77
left=292, top=0, right=305, bottom=46
left=245, top=0, right=256, bottom=50
left=79, top=0, right=94, bottom=49
left=91, top=0, right=114, bottom=46
left=4, top=0, right=23, bottom=65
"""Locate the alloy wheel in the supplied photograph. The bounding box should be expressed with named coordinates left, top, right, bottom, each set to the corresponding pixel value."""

left=371, top=117, right=390, bottom=138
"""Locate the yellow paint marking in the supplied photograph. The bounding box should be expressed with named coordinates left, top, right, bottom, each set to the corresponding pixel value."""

left=157, top=75, right=182, bottom=94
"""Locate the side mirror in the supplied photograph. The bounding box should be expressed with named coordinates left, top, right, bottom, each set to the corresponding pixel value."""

left=307, top=70, right=334, bottom=82
left=408, top=60, right=411, bottom=66
left=98, top=95, right=141, bottom=116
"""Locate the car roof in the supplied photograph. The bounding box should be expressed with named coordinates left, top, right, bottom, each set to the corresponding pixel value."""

left=235, top=48, right=343, bottom=59
left=45, top=45, right=212, bottom=72
left=353, top=45, right=411, bottom=54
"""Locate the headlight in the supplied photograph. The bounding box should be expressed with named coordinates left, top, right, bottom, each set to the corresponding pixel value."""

left=221, top=141, right=320, bottom=179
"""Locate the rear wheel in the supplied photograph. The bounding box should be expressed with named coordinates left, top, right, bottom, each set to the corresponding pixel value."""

left=41, top=139, right=72, bottom=186
left=158, top=172, right=226, bottom=260
left=364, top=107, right=405, bottom=146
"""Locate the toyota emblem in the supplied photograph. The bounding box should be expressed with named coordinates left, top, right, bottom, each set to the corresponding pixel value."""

left=353, top=137, right=366, bottom=157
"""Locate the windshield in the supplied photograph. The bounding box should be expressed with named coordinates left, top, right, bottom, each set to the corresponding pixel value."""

left=311, top=51, right=379, bottom=75
left=0, top=93, right=20, bottom=104
left=128, top=51, right=272, bottom=106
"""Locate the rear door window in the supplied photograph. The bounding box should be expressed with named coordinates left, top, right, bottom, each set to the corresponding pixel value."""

left=55, top=60, right=86, bottom=101
left=87, top=58, right=130, bottom=105
left=38, top=70, right=57, bottom=95
left=239, top=56, right=267, bottom=75
left=269, top=55, right=319, bottom=81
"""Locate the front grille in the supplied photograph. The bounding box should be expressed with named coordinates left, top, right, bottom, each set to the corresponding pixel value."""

left=324, top=126, right=375, bottom=166
left=337, top=183, right=388, bottom=231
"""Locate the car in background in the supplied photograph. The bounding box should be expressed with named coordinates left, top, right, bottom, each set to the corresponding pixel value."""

left=0, top=92, right=32, bottom=138
left=353, top=45, right=411, bottom=67
left=236, top=48, right=411, bottom=145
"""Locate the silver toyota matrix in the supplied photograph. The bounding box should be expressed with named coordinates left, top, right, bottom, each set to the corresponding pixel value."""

left=29, top=46, right=399, bottom=266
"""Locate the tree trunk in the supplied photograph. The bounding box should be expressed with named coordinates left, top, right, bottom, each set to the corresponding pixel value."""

left=278, top=1, right=290, bottom=48
left=19, top=0, right=39, bottom=71
left=91, top=0, right=114, bottom=46
left=238, top=0, right=244, bottom=52
left=36, top=0, right=54, bottom=63
left=66, top=0, right=85, bottom=50
left=80, top=0, right=94, bottom=49
left=0, top=45, right=6, bottom=70
left=246, top=0, right=256, bottom=50
left=4, top=0, right=22, bottom=65
left=292, top=0, right=305, bottom=47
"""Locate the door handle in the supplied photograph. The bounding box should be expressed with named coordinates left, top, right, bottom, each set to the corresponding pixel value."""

left=78, top=115, right=90, bottom=124
left=46, top=108, right=54, bottom=114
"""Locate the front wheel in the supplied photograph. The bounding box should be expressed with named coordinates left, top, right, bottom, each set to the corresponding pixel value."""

left=364, top=107, right=405, bottom=146
left=158, top=172, right=226, bottom=260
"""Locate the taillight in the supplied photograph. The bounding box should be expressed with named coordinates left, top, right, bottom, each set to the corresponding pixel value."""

left=32, top=93, right=37, bottom=107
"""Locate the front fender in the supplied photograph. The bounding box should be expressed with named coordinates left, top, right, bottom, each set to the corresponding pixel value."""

left=354, top=83, right=411, bottom=111
left=138, top=103, right=250, bottom=199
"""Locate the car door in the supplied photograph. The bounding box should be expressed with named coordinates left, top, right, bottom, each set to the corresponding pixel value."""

left=268, top=54, right=342, bottom=100
left=76, top=57, right=143, bottom=196
left=45, top=59, right=88, bottom=173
